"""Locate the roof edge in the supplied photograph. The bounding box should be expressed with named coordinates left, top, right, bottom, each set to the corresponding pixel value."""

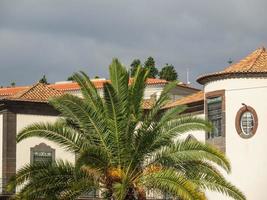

left=197, top=71, right=267, bottom=85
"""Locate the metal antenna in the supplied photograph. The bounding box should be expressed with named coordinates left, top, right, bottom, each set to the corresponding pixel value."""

left=186, top=68, right=191, bottom=85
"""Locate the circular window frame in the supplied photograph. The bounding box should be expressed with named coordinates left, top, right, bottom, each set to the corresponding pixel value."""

left=235, top=106, right=258, bottom=139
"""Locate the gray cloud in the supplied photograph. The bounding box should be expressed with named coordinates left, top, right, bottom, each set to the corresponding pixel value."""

left=0, top=0, right=267, bottom=87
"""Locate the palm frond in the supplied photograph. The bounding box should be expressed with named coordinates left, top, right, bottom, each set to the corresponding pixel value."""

left=8, top=160, right=97, bottom=200
left=133, top=115, right=212, bottom=164
left=138, top=168, right=206, bottom=200
left=76, top=147, right=110, bottom=171
left=16, top=120, right=83, bottom=152
left=109, top=58, right=129, bottom=115
left=72, top=71, right=104, bottom=113
left=49, top=94, right=111, bottom=155
left=159, top=105, right=188, bottom=125
left=128, top=66, right=149, bottom=119
left=148, top=140, right=231, bottom=173
left=192, top=176, right=246, bottom=200
left=103, top=82, right=129, bottom=164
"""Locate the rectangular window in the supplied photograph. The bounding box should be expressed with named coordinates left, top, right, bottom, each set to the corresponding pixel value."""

left=207, top=96, right=222, bottom=139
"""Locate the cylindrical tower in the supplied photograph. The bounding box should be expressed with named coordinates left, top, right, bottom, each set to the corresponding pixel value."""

left=197, top=47, right=267, bottom=199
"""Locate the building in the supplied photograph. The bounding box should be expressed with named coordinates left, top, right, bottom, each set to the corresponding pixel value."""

left=1, top=47, right=266, bottom=199
left=170, top=47, right=267, bottom=199
left=0, top=78, right=198, bottom=198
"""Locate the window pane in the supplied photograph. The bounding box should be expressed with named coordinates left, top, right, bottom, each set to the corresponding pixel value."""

left=207, top=97, right=222, bottom=138
left=240, top=111, right=254, bottom=135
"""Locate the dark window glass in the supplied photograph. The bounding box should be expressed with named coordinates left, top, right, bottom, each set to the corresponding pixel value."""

left=207, top=96, right=222, bottom=139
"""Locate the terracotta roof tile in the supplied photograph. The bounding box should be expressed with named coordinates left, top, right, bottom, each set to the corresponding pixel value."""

left=176, top=83, right=200, bottom=91
left=197, top=47, right=267, bottom=84
left=164, top=91, right=204, bottom=108
left=1, top=81, right=200, bottom=110
left=143, top=91, right=204, bottom=110
left=0, top=80, right=168, bottom=108
left=50, top=78, right=167, bottom=91
left=0, top=78, right=168, bottom=97
left=50, top=80, right=105, bottom=91
left=6, top=83, right=63, bottom=102
left=3, top=83, right=169, bottom=110
left=145, top=78, right=168, bottom=85
left=142, top=99, right=156, bottom=110
left=0, top=86, right=30, bottom=96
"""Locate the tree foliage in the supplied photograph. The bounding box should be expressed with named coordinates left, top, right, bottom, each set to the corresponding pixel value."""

left=159, top=64, right=178, bottom=81
left=144, top=56, right=158, bottom=78
left=10, top=82, right=16, bottom=87
left=39, top=75, right=48, bottom=84
left=67, top=75, right=75, bottom=81
left=8, top=59, right=246, bottom=200
left=130, top=59, right=142, bottom=77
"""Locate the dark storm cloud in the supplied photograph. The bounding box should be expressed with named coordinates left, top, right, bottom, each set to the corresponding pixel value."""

left=1, top=0, right=267, bottom=86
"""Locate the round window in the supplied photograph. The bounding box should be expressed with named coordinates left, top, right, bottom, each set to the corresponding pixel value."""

left=235, top=106, right=258, bottom=138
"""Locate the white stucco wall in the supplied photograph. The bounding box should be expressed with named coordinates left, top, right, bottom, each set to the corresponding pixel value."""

left=143, top=85, right=165, bottom=99
left=204, top=78, right=267, bottom=200
left=16, top=114, right=75, bottom=172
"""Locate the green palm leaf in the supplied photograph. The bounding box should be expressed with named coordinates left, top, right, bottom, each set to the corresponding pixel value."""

left=139, top=168, right=205, bottom=200
left=17, top=120, right=83, bottom=152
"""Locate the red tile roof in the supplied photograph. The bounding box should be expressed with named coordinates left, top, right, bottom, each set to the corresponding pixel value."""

left=197, top=47, right=267, bottom=84
left=0, top=78, right=201, bottom=110
left=0, top=86, right=30, bottom=96
left=176, top=83, right=200, bottom=91
left=50, top=78, right=167, bottom=91
left=142, top=99, right=156, bottom=110
left=143, top=91, right=204, bottom=110
left=5, top=83, right=63, bottom=102
left=0, top=80, right=201, bottom=111
left=164, top=91, right=204, bottom=108
left=2, top=83, right=172, bottom=110
left=0, top=78, right=168, bottom=96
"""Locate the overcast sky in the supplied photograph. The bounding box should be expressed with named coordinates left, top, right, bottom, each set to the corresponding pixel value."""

left=1, top=0, right=267, bottom=87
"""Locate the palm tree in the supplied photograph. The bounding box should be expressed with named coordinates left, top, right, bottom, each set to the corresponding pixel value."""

left=8, top=59, right=245, bottom=200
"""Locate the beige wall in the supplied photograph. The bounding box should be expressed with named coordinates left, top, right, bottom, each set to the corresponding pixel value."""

left=16, top=114, right=75, bottom=172
left=204, top=78, right=267, bottom=200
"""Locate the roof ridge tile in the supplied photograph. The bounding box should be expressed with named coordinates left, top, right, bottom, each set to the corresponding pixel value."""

left=247, top=47, right=265, bottom=71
